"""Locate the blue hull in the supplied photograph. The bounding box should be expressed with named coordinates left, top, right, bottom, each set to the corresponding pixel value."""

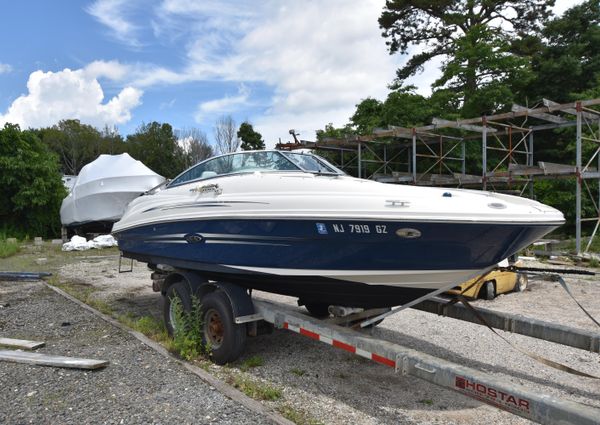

left=114, top=218, right=556, bottom=307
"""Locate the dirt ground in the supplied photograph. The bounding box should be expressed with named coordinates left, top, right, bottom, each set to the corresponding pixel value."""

left=2, top=243, right=600, bottom=424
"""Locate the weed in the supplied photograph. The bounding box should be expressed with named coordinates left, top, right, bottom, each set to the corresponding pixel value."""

left=588, top=258, right=599, bottom=268
left=419, top=399, right=434, bottom=405
left=290, top=367, right=306, bottom=376
left=171, top=295, right=206, bottom=360
left=240, top=355, right=264, bottom=371
left=277, top=404, right=324, bottom=425
left=0, top=238, right=19, bottom=258
left=227, top=374, right=282, bottom=401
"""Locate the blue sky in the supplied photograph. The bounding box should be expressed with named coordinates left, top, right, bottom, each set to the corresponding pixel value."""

left=0, top=0, right=580, bottom=148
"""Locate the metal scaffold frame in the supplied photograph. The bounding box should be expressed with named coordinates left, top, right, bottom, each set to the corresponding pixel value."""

left=276, top=98, right=600, bottom=254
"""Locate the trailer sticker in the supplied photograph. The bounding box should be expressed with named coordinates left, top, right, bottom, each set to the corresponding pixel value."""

left=455, top=376, right=531, bottom=414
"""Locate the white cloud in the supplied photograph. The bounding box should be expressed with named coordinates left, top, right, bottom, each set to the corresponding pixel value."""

left=87, top=0, right=141, bottom=47
left=0, top=68, right=142, bottom=129
left=156, top=0, right=401, bottom=141
left=195, top=84, right=250, bottom=123
left=0, top=63, right=12, bottom=74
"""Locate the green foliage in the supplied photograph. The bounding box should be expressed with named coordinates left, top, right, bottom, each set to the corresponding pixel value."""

left=240, top=355, right=264, bottom=371
left=0, top=124, right=66, bottom=238
left=36, top=119, right=125, bottom=175
left=126, top=122, right=187, bottom=179
left=238, top=122, right=265, bottom=150
left=0, top=238, right=19, bottom=258
left=526, top=0, right=600, bottom=102
left=227, top=375, right=282, bottom=401
left=171, top=295, right=206, bottom=360
left=379, top=0, right=553, bottom=115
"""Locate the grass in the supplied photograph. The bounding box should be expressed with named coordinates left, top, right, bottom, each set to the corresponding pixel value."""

left=240, top=355, right=264, bottom=371
left=277, top=404, right=324, bottom=425
left=290, top=367, right=306, bottom=377
left=226, top=374, right=282, bottom=401
left=0, top=238, right=20, bottom=258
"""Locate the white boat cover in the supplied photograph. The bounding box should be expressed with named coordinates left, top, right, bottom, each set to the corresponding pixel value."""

left=60, top=153, right=165, bottom=227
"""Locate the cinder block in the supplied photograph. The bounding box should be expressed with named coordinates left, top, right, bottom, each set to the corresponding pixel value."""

left=51, top=239, right=63, bottom=245
left=34, top=237, right=43, bottom=245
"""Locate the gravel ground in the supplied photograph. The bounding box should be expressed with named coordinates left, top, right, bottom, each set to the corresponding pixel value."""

left=6, top=250, right=600, bottom=424
left=0, top=279, right=272, bottom=425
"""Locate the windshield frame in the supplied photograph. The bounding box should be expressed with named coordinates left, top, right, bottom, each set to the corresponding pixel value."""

left=166, top=150, right=344, bottom=189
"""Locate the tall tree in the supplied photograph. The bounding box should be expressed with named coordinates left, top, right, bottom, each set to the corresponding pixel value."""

left=37, top=119, right=105, bottom=175
left=0, top=124, right=66, bottom=238
left=237, top=122, right=265, bottom=150
left=213, top=115, right=240, bottom=154
left=175, top=127, right=214, bottom=168
left=524, top=0, right=600, bottom=102
left=379, top=0, right=554, bottom=116
left=126, top=122, right=186, bottom=178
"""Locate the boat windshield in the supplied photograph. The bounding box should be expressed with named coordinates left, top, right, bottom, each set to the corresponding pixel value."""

left=280, top=152, right=342, bottom=175
left=168, top=150, right=344, bottom=187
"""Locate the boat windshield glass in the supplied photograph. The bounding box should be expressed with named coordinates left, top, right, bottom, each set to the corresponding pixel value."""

left=281, top=152, right=341, bottom=175
left=168, top=151, right=300, bottom=187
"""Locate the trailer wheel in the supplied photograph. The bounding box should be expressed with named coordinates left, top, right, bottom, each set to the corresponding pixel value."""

left=163, top=280, right=193, bottom=337
left=482, top=280, right=496, bottom=300
left=201, top=291, right=246, bottom=365
left=304, top=302, right=330, bottom=318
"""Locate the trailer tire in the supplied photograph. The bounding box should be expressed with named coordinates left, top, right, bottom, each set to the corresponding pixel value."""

left=304, top=302, right=330, bottom=318
left=201, top=291, right=246, bottom=365
left=482, top=280, right=496, bottom=300
left=163, top=280, right=193, bottom=337
left=514, top=274, right=528, bottom=292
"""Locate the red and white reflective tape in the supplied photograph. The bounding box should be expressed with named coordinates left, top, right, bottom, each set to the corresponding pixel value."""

left=283, top=322, right=396, bottom=368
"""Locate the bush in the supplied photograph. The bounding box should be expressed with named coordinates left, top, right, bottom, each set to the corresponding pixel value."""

left=0, top=124, right=66, bottom=238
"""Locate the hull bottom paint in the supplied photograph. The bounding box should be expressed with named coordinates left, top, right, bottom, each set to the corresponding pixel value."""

left=116, top=218, right=559, bottom=308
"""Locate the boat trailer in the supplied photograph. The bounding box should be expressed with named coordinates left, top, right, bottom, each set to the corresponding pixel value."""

left=151, top=267, right=600, bottom=424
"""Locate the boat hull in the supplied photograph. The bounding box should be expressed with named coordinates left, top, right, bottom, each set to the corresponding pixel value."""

left=114, top=218, right=557, bottom=308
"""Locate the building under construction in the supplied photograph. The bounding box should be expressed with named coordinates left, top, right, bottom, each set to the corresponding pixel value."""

left=277, top=98, right=600, bottom=254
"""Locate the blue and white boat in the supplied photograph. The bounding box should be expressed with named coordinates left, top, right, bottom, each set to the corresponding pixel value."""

left=112, top=150, right=564, bottom=308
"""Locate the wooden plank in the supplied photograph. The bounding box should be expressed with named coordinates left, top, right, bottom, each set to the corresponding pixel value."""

left=0, top=337, right=45, bottom=350
left=432, top=117, right=497, bottom=133
left=0, top=350, right=108, bottom=370
left=512, top=104, right=568, bottom=124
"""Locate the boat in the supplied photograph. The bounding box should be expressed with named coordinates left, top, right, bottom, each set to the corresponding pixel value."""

left=60, top=153, right=165, bottom=235
left=112, top=150, right=564, bottom=309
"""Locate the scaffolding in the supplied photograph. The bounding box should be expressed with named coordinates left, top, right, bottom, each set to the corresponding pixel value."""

left=277, top=98, right=600, bottom=254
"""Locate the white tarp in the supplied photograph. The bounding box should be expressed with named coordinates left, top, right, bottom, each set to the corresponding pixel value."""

left=62, top=234, right=118, bottom=251
left=60, top=153, right=165, bottom=226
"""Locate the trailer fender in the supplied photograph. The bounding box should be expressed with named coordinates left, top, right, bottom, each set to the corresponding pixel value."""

left=204, top=281, right=255, bottom=319
left=160, top=270, right=207, bottom=296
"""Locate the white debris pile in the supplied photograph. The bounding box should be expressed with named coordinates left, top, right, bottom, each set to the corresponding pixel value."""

left=62, top=235, right=118, bottom=251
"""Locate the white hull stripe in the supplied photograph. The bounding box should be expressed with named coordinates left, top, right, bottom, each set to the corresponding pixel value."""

left=223, top=264, right=481, bottom=288
left=283, top=322, right=396, bottom=368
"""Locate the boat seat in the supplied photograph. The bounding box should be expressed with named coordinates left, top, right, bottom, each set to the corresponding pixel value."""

left=200, top=171, right=218, bottom=179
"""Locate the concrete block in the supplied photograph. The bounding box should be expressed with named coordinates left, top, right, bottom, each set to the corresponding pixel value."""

left=7, top=238, right=17, bottom=244
left=51, top=239, right=63, bottom=245
left=34, top=237, right=43, bottom=246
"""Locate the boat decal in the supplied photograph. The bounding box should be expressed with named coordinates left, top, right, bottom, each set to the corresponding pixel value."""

left=184, top=233, right=204, bottom=244
left=141, top=200, right=269, bottom=213
left=315, top=223, right=328, bottom=234
left=205, top=240, right=291, bottom=247
left=189, top=183, right=222, bottom=195
left=395, top=228, right=422, bottom=239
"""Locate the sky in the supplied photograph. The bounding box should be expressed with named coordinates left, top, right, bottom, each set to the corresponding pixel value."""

left=0, top=0, right=582, bottom=148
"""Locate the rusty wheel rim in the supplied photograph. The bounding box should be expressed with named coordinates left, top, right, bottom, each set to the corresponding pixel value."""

left=205, top=309, right=224, bottom=348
